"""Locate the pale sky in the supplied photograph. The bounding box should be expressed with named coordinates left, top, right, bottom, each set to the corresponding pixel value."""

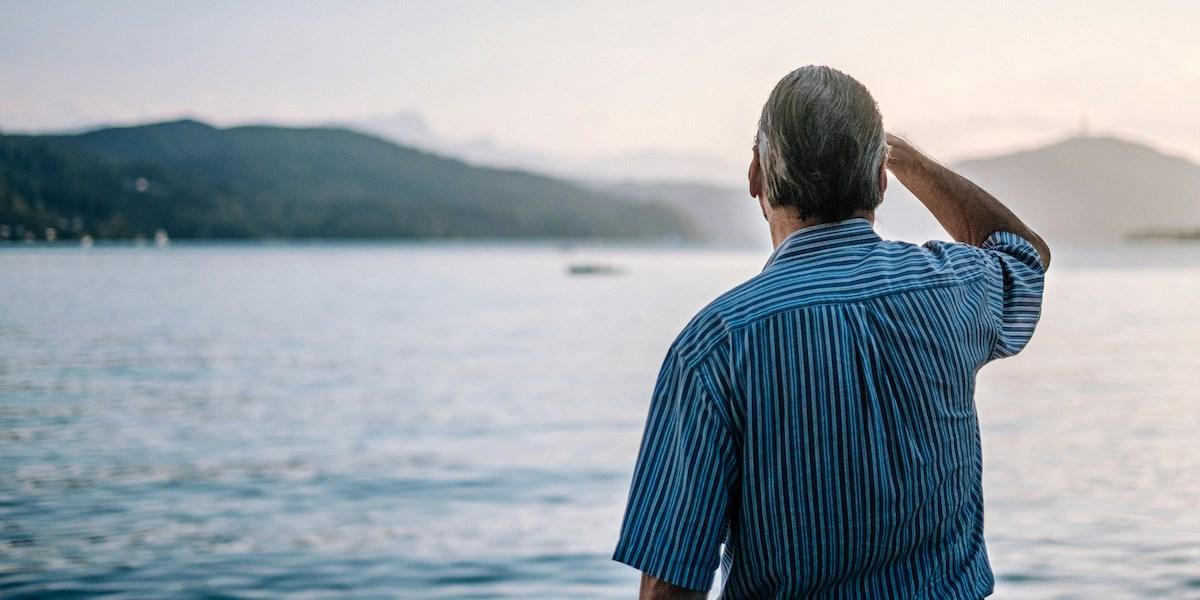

left=2, top=0, right=1198, bottom=166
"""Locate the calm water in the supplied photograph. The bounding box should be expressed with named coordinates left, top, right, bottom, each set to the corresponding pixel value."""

left=2, top=241, right=1199, bottom=599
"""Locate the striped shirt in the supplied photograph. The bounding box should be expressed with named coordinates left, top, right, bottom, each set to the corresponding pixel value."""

left=613, top=218, right=1045, bottom=599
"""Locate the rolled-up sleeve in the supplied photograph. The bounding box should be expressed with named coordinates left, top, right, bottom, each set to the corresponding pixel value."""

left=613, top=348, right=735, bottom=592
left=978, top=230, right=1046, bottom=361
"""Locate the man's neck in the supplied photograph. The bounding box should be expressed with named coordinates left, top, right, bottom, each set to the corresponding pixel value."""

left=768, top=209, right=875, bottom=249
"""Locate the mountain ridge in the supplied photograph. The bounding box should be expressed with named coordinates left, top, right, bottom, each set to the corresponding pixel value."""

left=0, top=119, right=698, bottom=242
left=3, top=119, right=1194, bottom=245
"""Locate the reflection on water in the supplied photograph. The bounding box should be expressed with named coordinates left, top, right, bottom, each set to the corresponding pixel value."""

left=1, top=242, right=1198, bottom=598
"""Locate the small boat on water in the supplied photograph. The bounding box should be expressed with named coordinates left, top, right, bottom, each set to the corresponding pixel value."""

left=567, top=263, right=622, bottom=276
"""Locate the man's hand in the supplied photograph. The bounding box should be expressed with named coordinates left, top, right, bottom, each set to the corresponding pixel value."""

left=885, top=133, right=917, bottom=172
left=640, top=573, right=707, bottom=600
left=885, top=133, right=1051, bottom=270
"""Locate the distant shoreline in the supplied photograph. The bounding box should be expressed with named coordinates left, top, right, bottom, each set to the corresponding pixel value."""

left=0, top=237, right=767, bottom=251
left=1125, top=228, right=1200, bottom=242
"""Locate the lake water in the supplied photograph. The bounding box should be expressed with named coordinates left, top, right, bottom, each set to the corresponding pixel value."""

left=2, top=241, right=1199, bottom=599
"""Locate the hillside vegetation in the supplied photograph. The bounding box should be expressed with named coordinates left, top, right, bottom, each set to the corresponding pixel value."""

left=0, top=120, right=696, bottom=241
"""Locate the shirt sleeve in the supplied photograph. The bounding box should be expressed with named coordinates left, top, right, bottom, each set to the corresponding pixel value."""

left=977, top=230, right=1047, bottom=361
left=612, top=348, right=736, bottom=592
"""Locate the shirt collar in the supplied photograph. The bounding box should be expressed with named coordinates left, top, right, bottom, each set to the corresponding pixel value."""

left=763, top=217, right=882, bottom=271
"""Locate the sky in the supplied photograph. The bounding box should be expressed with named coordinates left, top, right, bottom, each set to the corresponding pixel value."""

left=2, top=0, right=1199, bottom=168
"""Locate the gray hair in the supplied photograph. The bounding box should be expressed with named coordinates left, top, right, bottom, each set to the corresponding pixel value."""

left=755, top=66, right=887, bottom=221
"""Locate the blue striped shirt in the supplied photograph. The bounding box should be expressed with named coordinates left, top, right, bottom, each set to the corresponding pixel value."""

left=614, top=218, right=1045, bottom=598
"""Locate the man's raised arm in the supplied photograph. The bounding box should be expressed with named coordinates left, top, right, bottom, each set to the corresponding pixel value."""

left=886, top=133, right=1051, bottom=270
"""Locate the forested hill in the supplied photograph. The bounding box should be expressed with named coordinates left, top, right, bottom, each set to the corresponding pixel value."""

left=0, top=120, right=697, bottom=241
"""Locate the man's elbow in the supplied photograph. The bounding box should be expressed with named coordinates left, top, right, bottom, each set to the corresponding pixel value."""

left=1033, top=234, right=1052, bottom=271
left=640, top=573, right=707, bottom=600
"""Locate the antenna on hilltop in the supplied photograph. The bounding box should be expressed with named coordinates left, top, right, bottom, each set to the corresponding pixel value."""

left=1078, top=115, right=1090, bottom=138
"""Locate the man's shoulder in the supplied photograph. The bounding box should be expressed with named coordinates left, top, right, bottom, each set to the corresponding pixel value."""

left=673, top=238, right=995, bottom=355
left=667, top=259, right=817, bottom=361
left=667, top=273, right=770, bottom=364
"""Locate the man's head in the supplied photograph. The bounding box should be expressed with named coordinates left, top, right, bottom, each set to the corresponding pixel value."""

left=750, top=66, right=887, bottom=224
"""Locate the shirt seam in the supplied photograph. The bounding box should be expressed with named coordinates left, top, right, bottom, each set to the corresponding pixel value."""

left=678, top=342, right=737, bottom=436
left=721, top=273, right=988, bottom=333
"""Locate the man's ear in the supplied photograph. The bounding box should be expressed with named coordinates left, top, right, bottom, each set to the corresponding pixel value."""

left=749, top=146, right=763, bottom=199
left=877, top=158, right=888, bottom=199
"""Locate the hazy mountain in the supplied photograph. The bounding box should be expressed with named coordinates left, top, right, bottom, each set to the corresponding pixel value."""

left=342, top=112, right=745, bottom=187
left=878, top=135, right=1200, bottom=244
left=347, top=111, right=439, bottom=147
left=0, top=120, right=696, bottom=241
left=580, top=151, right=744, bottom=186
left=341, top=112, right=555, bottom=175
left=600, top=178, right=949, bottom=249
left=602, top=181, right=766, bottom=248
left=954, top=136, right=1200, bottom=242
left=606, top=134, right=1200, bottom=247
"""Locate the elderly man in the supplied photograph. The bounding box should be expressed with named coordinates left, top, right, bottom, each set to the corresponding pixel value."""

left=613, top=66, right=1049, bottom=599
